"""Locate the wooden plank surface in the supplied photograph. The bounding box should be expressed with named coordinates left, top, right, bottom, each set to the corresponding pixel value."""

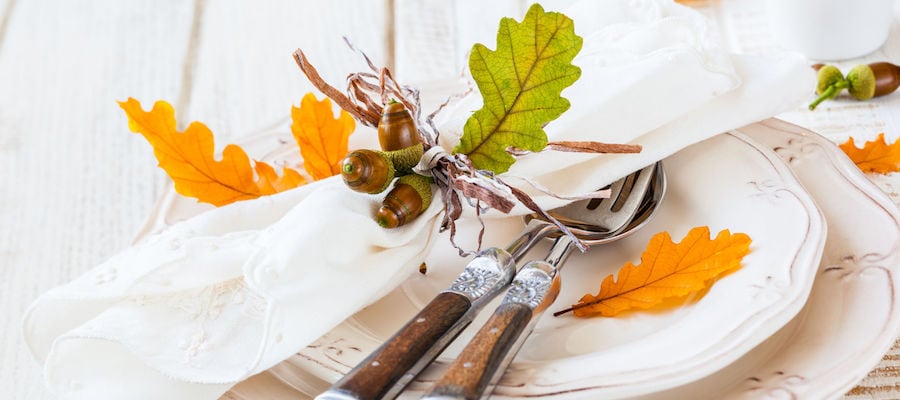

left=847, top=340, right=900, bottom=399
left=0, top=1, right=196, bottom=399
left=184, top=0, right=390, bottom=142
left=4, top=1, right=900, bottom=399
left=716, top=0, right=900, bottom=143
left=393, top=0, right=527, bottom=83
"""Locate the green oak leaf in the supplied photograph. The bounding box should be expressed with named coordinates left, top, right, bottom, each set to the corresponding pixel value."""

left=455, top=3, right=582, bottom=173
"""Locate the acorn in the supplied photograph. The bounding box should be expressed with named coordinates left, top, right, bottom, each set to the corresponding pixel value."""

left=846, top=64, right=876, bottom=100
left=870, top=62, right=900, bottom=97
left=815, top=65, right=845, bottom=95
left=809, top=62, right=900, bottom=110
left=809, top=65, right=847, bottom=110
left=341, top=149, right=396, bottom=194
left=377, top=173, right=433, bottom=228
left=340, top=144, right=425, bottom=194
left=377, top=100, right=421, bottom=151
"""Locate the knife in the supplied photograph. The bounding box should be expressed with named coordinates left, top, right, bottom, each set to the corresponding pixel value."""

left=421, top=235, right=573, bottom=400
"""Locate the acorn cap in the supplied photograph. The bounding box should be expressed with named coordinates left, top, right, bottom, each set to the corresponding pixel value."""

left=385, top=143, right=425, bottom=175
left=847, top=64, right=876, bottom=100
left=816, top=65, right=845, bottom=94
left=809, top=64, right=850, bottom=110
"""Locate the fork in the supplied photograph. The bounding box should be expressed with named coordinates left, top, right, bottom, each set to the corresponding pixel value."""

left=422, top=163, right=664, bottom=400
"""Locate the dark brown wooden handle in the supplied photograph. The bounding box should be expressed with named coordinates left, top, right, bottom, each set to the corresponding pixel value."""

left=317, top=291, right=472, bottom=400
left=424, top=302, right=533, bottom=400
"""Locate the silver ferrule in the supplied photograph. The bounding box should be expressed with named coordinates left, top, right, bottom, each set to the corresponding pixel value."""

left=444, top=247, right=517, bottom=307
left=501, top=260, right=562, bottom=313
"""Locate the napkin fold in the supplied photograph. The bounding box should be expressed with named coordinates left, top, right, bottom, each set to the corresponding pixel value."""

left=23, top=0, right=815, bottom=398
left=25, top=180, right=444, bottom=399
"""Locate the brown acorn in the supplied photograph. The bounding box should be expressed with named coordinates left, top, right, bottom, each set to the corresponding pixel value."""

left=377, top=101, right=421, bottom=151
left=341, top=149, right=395, bottom=194
left=870, top=62, right=900, bottom=97
left=377, top=174, right=433, bottom=228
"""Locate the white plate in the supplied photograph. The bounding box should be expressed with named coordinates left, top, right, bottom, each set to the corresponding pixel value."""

left=138, top=129, right=826, bottom=398
left=286, top=132, right=824, bottom=399
left=631, top=119, right=900, bottom=400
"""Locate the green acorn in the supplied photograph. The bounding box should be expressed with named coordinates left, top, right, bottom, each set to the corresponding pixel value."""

left=809, top=65, right=847, bottom=110
left=846, top=64, right=876, bottom=101
left=809, top=63, right=887, bottom=110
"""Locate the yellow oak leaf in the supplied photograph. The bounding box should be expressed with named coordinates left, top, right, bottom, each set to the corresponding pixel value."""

left=291, top=93, right=355, bottom=180
left=555, top=226, right=751, bottom=318
left=839, top=133, right=900, bottom=173
left=119, top=98, right=306, bottom=206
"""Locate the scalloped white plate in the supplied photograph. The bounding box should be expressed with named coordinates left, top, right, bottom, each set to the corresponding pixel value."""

left=162, top=119, right=900, bottom=399
left=630, top=119, right=900, bottom=400
left=139, top=124, right=826, bottom=398
left=285, top=131, right=824, bottom=399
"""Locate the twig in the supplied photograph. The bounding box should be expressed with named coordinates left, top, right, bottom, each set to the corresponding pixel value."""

left=546, top=141, right=642, bottom=154
left=293, top=49, right=380, bottom=127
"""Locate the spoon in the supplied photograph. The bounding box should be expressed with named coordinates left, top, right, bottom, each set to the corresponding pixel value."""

left=422, top=162, right=666, bottom=400
left=316, top=164, right=661, bottom=400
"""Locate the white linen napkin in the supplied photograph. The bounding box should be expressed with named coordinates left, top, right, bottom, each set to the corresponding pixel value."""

left=23, top=0, right=814, bottom=398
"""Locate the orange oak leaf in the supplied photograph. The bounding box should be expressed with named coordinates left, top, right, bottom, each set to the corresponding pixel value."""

left=839, top=133, right=900, bottom=173
left=291, top=93, right=355, bottom=180
left=555, top=226, right=751, bottom=318
left=119, top=98, right=306, bottom=206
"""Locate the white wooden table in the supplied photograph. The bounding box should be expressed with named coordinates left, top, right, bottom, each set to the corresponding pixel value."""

left=2, top=1, right=899, bottom=398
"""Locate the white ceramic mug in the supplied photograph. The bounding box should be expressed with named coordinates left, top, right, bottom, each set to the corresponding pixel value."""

left=766, top=0, right=895, bottom=60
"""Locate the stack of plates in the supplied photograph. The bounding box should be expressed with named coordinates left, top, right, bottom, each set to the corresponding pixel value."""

left=144, top=119, right=900, bottom=399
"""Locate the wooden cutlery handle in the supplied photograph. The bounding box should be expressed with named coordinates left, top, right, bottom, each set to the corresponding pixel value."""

left=317, top=291, right=472, bottom=400
left=318, top=248, right=518, bottom=400
left=424, top=261, right=561, bottom=400
left=425, top=302, right=533, bottom=400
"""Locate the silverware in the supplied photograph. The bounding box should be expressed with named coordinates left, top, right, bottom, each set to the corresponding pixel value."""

left=315, top=221, right=557, bottom=400
left=422, top=162, right=666, bottom=400
left=316, top=165, right=661, bottom=400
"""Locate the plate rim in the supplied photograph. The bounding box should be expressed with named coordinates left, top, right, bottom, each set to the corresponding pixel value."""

left=726, top=118, right=900, bottom=399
